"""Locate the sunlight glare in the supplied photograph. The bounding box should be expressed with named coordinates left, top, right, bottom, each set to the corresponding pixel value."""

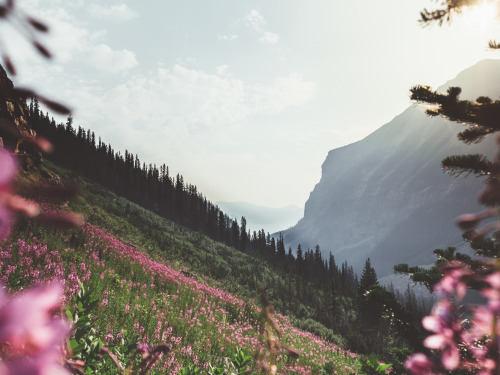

left=461, top=1, right=499, bottom=29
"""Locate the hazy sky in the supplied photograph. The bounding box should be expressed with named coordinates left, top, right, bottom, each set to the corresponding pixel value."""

left=6, top=0, right=500, bottom=207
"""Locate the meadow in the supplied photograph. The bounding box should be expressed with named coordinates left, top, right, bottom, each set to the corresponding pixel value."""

left=1, top=162, right=362, bottom=374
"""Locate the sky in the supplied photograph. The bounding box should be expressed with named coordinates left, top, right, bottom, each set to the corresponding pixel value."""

left=4, top=0, right=500, bottom=208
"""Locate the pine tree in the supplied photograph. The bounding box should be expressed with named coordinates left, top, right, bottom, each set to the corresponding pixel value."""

left=240, top=216, right=248, bottom=251
left=359, top=258, right=378, bottom=295
left=276, top=233, right=286, bottom=264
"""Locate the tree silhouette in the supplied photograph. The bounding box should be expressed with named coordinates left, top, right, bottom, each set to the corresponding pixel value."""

left=359, top=258, right=378, bottom=296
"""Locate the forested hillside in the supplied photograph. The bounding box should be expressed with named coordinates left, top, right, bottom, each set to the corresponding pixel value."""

left=21, top=100, right=430, bottom=368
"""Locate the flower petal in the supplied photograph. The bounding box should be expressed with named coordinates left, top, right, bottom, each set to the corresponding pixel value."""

left=442, top=346, right=460, bottom=370
left=0, top=148, right=16, bottom=187
left=405, top=353, right=434, bottom=375
left=424, top=334, right=447, bottom=349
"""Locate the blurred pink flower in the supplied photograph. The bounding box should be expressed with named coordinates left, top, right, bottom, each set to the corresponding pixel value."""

left=0, top=352, right=70, bottom=375
left=0, top=148, right=16, bottom=189
left=0, top=149, right=17, bottom=240
left=0, top=283, right=69, bottom=355
left=0, top=283, right=70, bottom=375
left=422, top=300, right=460, bottom=371
left=405, top=353, right=439, bottom=375
left=434, top=262, right=471, bottom=300
left=0, top=148, right=40, bottom=241
left=482, top=273, right=500, bottom=312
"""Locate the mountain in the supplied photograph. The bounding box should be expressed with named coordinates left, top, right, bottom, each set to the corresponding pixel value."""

left=0, top=64, right=45, bottom=170
left=282, top=59, right=500, bottom=277
left=215, top=201, right=302, bottom=234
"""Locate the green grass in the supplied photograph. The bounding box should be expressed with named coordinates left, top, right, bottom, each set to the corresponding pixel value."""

left=1, top=161, right=364, bottom=374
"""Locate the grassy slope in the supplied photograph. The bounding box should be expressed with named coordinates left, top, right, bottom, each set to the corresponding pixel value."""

left=1, top=161, right=362, bottom=374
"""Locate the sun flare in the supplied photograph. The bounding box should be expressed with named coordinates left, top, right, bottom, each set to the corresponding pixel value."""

left=461, top=1, right=499, bottom=29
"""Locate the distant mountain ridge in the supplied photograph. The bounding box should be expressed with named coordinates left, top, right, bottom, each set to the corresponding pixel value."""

left=282, top=59, right=500, bottom=276
left=216, top=201, right=302, bottom=234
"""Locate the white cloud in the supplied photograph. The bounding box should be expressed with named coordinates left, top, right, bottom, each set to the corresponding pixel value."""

left=87, top=44, right=138, bottom=72
left=245, top=9, right=279, bottom=44
left=67, top=64, right=315, bottom=139
left=88, top=4, right=138, bottom=22
left=215, top=65, right=229, bottom=76
left=48, top=19, right=138, bottom=72
left=259, top=31, right=279, bottom=44
left=217, top=34, right=238, bottom=41
left=246, top=10, right=265, bottom=29
left=10, top=5, right=138, bottom=73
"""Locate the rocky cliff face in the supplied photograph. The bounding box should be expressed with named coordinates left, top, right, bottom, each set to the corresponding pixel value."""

left=0, top=64, right=40, bottom=165
left=282, top=59, right=500, bottom=276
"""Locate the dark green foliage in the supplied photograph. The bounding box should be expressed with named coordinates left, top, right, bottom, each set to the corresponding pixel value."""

left=66, top=301, right=105, bottom=372
left=384, top=347, right=411, bottom=375
left=394, top=246, right=471, bottom=292
left=294, top=318, right=346, bottom=347
left=359, top=353, right=392, bottom=375
left=179, top=365, right=202, bottom=375
left=359, top=258, right=378, bottom=295
left=231, top=348, right=252, bottom=374
left=179, top=348, right=252, bottom=375
left=394, top=263, right=441, bottom=292
left=463, top=230, right=500, bottom=258
left=356, top=284, right=424, bottom=357
left=66, top=282, right=138, bottom=374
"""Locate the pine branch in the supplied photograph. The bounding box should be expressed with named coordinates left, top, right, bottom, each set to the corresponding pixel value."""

left=410, top=85, right=440, bottom=104
left=464, top=231, right=500, bottom=258
left=394, top=247, right=473, bottom=292
left=418, top=0, right=480, bottom=27
left=419, top=8, right=450, bottom=26
left=441, top=154, right=493, bottom=177
left=489, top=40, right=500, bottom=49
left=411, top=85, right=500, bottom=142
left=457, top=127, right=493, bottom=144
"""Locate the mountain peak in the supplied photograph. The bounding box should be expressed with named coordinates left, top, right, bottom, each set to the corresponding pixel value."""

left=437, top=58, right=500, bottom=100
left=282, top=60, right=500, bottom=276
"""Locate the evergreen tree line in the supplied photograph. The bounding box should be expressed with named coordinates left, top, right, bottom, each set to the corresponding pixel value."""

left=27, top=99, right=357, bottom=288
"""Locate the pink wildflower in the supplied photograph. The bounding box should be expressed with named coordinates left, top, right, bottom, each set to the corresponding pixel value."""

left=434, top=262, right=471, bottom=300
left=422, top=300, right=460, bottom=371
left=405, top=353, right=438, bottom=374
left=0, top=149, right=39, bottom=240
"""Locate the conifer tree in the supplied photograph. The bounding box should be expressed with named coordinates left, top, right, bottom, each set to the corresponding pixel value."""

left=359, top=258, right=378, bottom=295
left=240, top=216, right=248, bottom=251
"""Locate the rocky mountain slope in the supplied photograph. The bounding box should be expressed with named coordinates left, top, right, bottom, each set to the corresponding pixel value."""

left=282, top=59, right=500, bottom=276
left=0, top=64, right=41, bottom=166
